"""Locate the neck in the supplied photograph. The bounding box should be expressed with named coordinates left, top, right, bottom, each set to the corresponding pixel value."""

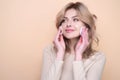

left=69, top=37, right=79, bottom=52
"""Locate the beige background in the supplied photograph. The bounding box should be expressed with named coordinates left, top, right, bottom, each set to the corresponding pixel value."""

left=0, top=0, right=120, bottom=80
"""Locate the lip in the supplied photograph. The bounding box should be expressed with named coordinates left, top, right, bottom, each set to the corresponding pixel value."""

left=65, top=29, right=74, bottom=33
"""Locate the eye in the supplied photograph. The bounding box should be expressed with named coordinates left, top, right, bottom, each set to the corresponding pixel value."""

left=73, top=18, right=79, bottom=22
left=62, top=19, right=65, bottom=23
left=61, top=19, right=67, bottom=24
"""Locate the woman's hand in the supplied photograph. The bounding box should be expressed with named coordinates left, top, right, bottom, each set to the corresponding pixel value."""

left=75, top=27, right=89, bottom=60
left=53, top=26, right=65, bottom=60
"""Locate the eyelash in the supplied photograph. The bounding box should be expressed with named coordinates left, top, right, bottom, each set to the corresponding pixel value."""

left=61, top=19, right=66, bottom=23
left=61, top=18, right=79, bottom=24
left=73, top=18, right=79, bottom=21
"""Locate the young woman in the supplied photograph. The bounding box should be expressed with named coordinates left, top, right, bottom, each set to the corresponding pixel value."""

left=41, top=2, right=106, bottom=80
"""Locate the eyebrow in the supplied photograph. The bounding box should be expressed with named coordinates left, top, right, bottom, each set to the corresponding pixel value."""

left=63, top=15, right=79, bottom=19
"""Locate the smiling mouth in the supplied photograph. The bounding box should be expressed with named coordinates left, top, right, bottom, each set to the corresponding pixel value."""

left=65, top=29, right=74, bottom=33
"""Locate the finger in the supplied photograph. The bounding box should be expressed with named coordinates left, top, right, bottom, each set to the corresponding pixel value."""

left=60, top=35, right=65, bottom=45
left=60, top=35, right=64, bottom=41
left=84, top=28, right=88, bottom=39
left=81, top=27, right=86, bottom=38
left=83, top=28, right=89, bottom=45
left=55, top=27, right=61, bottom=41
left=76, top=37, right=82, bottom=47
left=85, top=28, right=89, bottom=41
left=59, top=26, right=63, bottom=35
left=58, top=27, right=63, bottom=41
left=80, top=27, right=84, bottom=35
left=81, top=27, right=87, bottom=43
left=58, top=35, right=62, bottom=41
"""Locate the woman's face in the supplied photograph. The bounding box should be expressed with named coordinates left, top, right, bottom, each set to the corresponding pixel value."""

left=61, top=9, right=85, bottom=39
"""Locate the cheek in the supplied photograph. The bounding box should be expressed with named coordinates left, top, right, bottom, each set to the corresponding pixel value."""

left=75, top=30, right=80, bottom=36
left=62, top=28, right=66, bottom=35
left=74, top=23, right=82, bottom=28
left=75, top=24, right=80, bottom=28
left=74, top=24, right=81, bottom=33
left=74, top=22, right=85, bottom=28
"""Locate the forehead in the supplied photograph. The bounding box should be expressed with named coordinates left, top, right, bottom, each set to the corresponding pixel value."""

left=64, top=9, right=78, bottom=18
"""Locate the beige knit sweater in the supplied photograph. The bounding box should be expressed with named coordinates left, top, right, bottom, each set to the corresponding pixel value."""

left=40, top=44, right=106, bottom=80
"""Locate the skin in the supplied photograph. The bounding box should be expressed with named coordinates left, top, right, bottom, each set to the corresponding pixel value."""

left=54, top=9, right=89, bottom=61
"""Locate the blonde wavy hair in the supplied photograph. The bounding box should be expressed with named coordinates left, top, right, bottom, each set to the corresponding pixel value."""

left=55, top=2, right=99, bottom=59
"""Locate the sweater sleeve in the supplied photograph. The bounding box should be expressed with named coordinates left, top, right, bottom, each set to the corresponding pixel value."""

left=40, top=46, right=63, bottom=80
left=73, top=53, right=106, bottom=80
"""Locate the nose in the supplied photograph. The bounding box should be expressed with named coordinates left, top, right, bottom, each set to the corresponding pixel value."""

left=66, top=20, right=72, bottom=28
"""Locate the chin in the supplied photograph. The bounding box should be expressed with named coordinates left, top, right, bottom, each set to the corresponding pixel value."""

left=64, top=35, right=80, bottom=39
